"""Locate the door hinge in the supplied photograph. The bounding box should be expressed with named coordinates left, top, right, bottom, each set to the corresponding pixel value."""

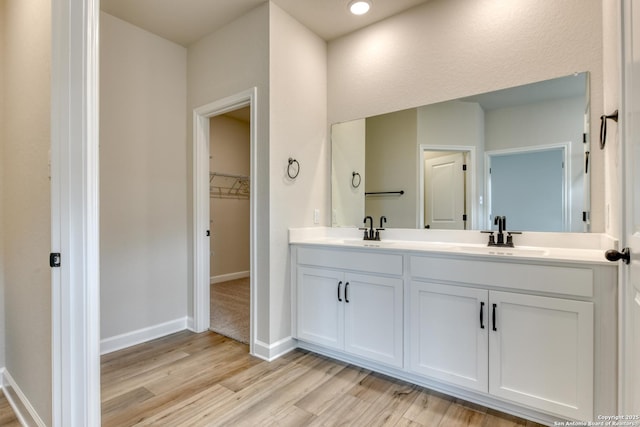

left=462, top=164, right=467, bottom=171
left=50, top=253, right=61, bottom=268
left=582, top=211, right=589, bottom=222
left=462, top=214, right=468, bottom=221
left=206, top=230, right=210, bottom=236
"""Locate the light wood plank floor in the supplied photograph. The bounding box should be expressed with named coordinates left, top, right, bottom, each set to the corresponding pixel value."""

left=0, top=390, right=21, bottom=427
left=102, top=330, right=545, bottom=427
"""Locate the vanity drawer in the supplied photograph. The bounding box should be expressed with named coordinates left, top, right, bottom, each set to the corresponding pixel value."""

left=297, top=247, right=403, bottom=276
left=410, top=256, right=593, bottom=297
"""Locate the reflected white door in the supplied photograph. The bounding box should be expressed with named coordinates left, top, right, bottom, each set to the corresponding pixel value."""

left=424, top=152, right=465, bottom=229
left=621, top=0, right=640, bottom=413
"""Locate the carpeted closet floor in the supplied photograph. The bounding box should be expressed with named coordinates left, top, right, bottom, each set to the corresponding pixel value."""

left=210, top=277, right=250, bottom=344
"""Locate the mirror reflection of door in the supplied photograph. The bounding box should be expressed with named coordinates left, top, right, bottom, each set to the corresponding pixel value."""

left=424, top=151, right=467, bottom=230
left=488, top=146, right=567, bottom=232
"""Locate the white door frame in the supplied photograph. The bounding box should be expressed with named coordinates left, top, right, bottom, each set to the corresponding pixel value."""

left=192, top=89, right=257, bottom=355
left=417, top=144, right=477, bottom=229
left=620, top=0, right=639, bottom=413
left=51, top=0, right=101, bottom=425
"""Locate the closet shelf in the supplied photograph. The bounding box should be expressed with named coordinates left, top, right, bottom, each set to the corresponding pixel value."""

left=210, top=172, right=250, bottom=199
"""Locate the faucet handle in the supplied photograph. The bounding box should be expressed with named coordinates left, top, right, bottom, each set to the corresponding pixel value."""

left=481, top=230, right=496, bottom=246
left=505, top=231, right=522, bottom=247
left=358, top=227, right=370, bottom=240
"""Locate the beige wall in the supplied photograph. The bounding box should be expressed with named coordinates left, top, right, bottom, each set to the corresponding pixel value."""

left=188, top=3, right=271, bottom=340
left=418, top=101, right=485, bottom=228
left=328, top=0, right=605, bottom=232
left=268, top=3, right=328, bottom=341
left=365, top=109, right=417, bottom=228
left=209, top=114, right=250, bottom=279
left=331, top=119, right=365, bottom=227
left=485, top=97, right=585, bottom=231
left=189, top=2, right=329, bottom=344
left=1, top=0, right=52, bottom=424
left=100, top=13, right=188, bottom=339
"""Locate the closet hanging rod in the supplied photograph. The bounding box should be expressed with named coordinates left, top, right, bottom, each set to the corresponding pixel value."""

left=210, top=172, right=249, bottom=180
left=209, top=172, right=250, bottom=199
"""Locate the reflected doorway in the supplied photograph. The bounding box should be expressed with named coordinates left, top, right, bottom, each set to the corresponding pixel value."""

left=418, top=145, right=476, bottom=230
left=486, top=144, right=568, bottom=232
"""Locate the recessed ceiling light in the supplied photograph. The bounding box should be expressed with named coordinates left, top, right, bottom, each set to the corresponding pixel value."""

left=349, top=0, right=371, bottom=16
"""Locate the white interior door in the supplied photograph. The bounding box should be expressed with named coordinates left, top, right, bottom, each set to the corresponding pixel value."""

left=621, top=0, right=640, bottom=414
left=424, top=152, right=465, bottom=229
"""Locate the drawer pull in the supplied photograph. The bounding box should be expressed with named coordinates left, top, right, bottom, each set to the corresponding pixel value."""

left=345, top=282, right=350, bottom=303
left=492, top=303, right=498, bottom=331
left=480, top=302, right=485, bottom=329
left=337, top=281, right=342, bottom=302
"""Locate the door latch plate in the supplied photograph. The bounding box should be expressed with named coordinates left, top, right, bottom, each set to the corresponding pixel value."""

left=50, top=252, right=61, bottom=268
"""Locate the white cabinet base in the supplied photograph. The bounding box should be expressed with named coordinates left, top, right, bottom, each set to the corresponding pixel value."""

left=291, top=245, right=616, bottom=424
left=489, top=291, right=594, bottom=421
left=409, top=282, right=488, bottom=392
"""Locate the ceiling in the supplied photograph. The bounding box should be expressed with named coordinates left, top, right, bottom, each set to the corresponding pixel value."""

left=461, top=73, right=587, bottom=111
left=100, top=0, right=431, bottom=46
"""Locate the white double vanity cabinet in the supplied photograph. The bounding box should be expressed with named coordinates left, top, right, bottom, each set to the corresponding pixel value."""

left=289, top=228, right=618, bottom=425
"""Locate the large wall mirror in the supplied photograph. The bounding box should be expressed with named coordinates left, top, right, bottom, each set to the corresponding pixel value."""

left=331, top=72, right=590, bottom=233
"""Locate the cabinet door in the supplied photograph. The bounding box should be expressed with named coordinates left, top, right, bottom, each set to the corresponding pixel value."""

left=489, top=291, right=593, bottom=420
left=297, top=267, right=344, bottom=350
left=343, top=273, right=403, bottom=368
left=409, top=282, right=489, bottom=392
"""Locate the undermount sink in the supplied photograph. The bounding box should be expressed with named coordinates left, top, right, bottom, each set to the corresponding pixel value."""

left=456, top=245, right=549, bottom=257
left=341, top=239, right=396, bottom=248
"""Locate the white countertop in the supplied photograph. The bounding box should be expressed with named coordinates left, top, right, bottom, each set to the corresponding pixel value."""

left=289, top=227, right=618, bottom=266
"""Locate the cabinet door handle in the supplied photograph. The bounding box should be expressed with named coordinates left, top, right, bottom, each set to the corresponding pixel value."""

left=480, top=302, right=485, bottom=329
left=492, top=303, right=497, bottom=331
left=337, top=281, right=342, bottom=302
left=345, top=282, right=350, bottom=303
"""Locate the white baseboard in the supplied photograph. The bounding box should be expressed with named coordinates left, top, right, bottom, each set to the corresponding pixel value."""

left=210, top=271, right=250, bottom=284
left=100, top=317, right=188, bottom=355
left=253, top=336, right=296, bottom=361
left=1, top=368, right=46, bottom=427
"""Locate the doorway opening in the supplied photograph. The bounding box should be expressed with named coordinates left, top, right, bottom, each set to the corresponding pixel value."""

left=193, top=88, right=257, bottom=355
left=418, top=145, right=476, bottom=230
left=208, top=107, right=251, bottom=344
left=485, top=143, right=569, bottom=232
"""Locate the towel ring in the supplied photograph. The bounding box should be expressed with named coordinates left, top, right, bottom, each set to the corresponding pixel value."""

left=287, top=158, right=300, bottom=179
left=352, top=171, right=361, bottom=188
left=600, top=110, right=618, bottom=149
